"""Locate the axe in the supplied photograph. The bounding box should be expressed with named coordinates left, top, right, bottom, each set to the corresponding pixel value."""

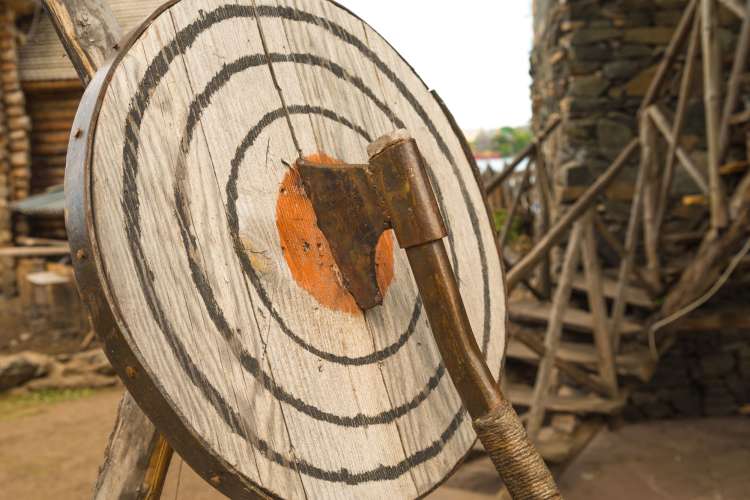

left=297, top=131, right=561, bottom=500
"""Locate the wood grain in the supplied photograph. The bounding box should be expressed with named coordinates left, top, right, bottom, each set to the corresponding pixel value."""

left=76, top=1, right=506, bottom=498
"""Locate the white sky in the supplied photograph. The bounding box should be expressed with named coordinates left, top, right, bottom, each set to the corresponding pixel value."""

left=339, top=1, right=534, bottom=131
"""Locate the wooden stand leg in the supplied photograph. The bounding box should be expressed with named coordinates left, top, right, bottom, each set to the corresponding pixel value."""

left=94, top=392, right=173, bottom=500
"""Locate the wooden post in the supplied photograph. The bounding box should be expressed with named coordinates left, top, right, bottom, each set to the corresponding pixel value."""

left=526, top=221, right=584, bottom=440
left=40, top=1, right=172, bottom=497
left=41, top=0, right=122, bottom=85
left=581, top=211, right=618, bottom=397
left=93, top=393, right=173, bottom=500
left=641, top=114, right=662, bottom=290
left=719, top=0, right=750, bottom=162
left=611, top=135, right=650, bottom=352
left=534, top=153, right=553, bottom=299
left=507, top=139, right=639, bottom=291
left=656, top=13, right=702, bottom=234
left=700, top=0, right=730, bottom=229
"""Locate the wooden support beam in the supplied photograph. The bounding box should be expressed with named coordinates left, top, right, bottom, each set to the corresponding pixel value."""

left=581, top=211, right=618, bottom=398
left=701, top=0, right=730, bottom=229
left=527, top=221, right=584, bottom=440
left=641, top=115, right=662, bottom=290
left=485, top=114, right=561, bottom=195
left=657, top=14, right=702, bottom=234
left=719, top=0, right=750, bottom=162
left=611, top=140, right=650, bottom=352
left=641, top=0, right=699, bottom=110
left=647, top=105, right=710, bottom=194
left=93, top=392, right=173, bottom=500
left=534, top=153, right=554, bottom=299
left=40, top=0, right=122, bottom=85
left=507, top=139, right=639, bottom=291
left=718, top=0, right=747, bottom=18
left=0, top=245, right=71, bottom=257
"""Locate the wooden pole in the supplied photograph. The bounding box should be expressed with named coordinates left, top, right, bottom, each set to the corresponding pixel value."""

left=719, top=0, right=750, bottom=162
left=534, top=153, right=553, bottom=299
left=700, top=0, right=730, bottom=229
left=40, top=1, right=173, bottom=497
left=581, top=211, right=619, bottom=397
left=718, top=0, right=747, bottom=18
left=647, top=105, right=709, bottom=193
left=507, top=139, right=639, bottom=291
left=611, top=136, right=650, bottom=352
left=93, top=393, right=173, bottom=500
left=41, top=0, right=122, bottom=85
left=656, top=14, right=702, bottom=234
left=526, top=221, right=584, bottom=440
left=641, top=0, right=699, bottom=111
left=641, top=114, right=662, bottom=290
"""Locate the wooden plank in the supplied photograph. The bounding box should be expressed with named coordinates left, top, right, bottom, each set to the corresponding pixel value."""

left=0, top=245, right=70, bottom=257
left=506, top=339, right=655, bottom=382
left=568, top=274, right=654, bottom=309
left=580, top=212, right=618, bottom=397
left=507, top=139, right=639, bottom=290
left=527, top=221, right=583, bottom=439
left=508, top=384, right=628, bottom=415
left=700, top=0, right=730, bottom=229
left=509, top=300, right=643, bottom=336
left=640, top=114, right=662, bottom=290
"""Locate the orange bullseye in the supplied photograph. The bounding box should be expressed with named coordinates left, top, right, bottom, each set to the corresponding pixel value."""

left=276, top=153, right=395, bottom=315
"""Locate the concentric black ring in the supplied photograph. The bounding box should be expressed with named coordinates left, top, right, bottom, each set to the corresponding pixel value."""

left=111, top=2, right=496, bottom=485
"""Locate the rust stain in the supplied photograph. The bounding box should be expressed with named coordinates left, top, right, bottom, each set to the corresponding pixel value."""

left=275, top=153, right=395, bottom=315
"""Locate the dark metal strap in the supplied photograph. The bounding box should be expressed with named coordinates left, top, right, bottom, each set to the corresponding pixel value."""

left=473, top=399, right=562, bottom=500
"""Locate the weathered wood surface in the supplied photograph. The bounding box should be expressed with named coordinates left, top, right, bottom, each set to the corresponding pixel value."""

left=93, top=392, right=172, bottom=500
left=25, top=1, right=165, bottom=83
left=74, top=1, right=506, bottom=498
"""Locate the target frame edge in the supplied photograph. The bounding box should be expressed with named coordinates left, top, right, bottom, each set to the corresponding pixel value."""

left=63, top=1, right=509, bottom=498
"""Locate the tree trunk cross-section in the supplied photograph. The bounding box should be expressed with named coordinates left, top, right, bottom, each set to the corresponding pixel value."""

left=65, top=1, right=507, bottom=498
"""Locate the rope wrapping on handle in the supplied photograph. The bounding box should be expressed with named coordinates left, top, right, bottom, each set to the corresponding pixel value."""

left=473, top=399, right=561, bottom=500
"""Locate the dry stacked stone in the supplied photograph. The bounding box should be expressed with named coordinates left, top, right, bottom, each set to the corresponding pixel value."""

left=625, top=329, right=750, bottom=419
left=531, top=0, right=746, bottom=203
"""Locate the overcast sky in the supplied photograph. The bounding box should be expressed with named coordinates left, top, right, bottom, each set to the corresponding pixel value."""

left=339, top=1, right=533, bottom=131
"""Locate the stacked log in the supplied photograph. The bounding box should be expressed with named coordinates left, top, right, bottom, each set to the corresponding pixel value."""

left=0, top=6, right=30, bottom=237
left=0, top=8, right=12, bottom=295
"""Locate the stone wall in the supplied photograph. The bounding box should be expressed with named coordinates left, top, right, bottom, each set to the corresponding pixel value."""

left=626, top=329, right=750, bottom=419
left=531, top=0, right=744, bottom=201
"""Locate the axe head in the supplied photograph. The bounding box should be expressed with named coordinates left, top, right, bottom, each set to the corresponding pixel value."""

left=296, top=160, right=389, bottom=310
left=296, top=131, right=447, bottom=311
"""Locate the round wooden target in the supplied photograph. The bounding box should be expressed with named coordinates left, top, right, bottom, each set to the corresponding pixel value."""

left=66, top=0, right=507, bottom=498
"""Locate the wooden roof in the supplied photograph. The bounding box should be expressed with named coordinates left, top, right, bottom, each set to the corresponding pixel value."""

left=17, top=0, right=164, bottom=82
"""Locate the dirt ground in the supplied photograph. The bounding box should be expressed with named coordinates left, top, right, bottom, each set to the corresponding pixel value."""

left=1, top=388, right=749, bottom=499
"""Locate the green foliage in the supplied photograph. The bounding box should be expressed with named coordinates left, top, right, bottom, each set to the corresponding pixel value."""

left=493, top=126, right=532, bottom=158
left=0, top=388, right=95, bottom=420
left=493, top=209, right=523, bottom=242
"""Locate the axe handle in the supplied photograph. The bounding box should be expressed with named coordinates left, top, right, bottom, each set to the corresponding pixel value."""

left=406, top=241, right=561, bottom=500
